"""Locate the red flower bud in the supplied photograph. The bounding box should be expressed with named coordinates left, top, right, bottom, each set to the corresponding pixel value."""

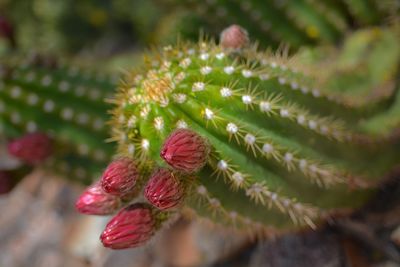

left=101, top=158, right=139, bottom=196
left=8, top=132, right=53, bottom=165
left=144, top=168, right=184, bottom=210
left=220, top=24, right=249, bottom=50
left=160, top=129, right=209, bottom=173
left=75, top=183, right=120, bottom=215
left=100, top=203, right=155, bottom=249
left=0, top=171, right=14, bottom=195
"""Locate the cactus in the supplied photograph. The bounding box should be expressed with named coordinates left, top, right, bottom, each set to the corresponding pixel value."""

left=86, top=24, right=400, bottom=248
left=0, top=55, right=118, bottom=184
left=1, top=23, right=400, bottom=248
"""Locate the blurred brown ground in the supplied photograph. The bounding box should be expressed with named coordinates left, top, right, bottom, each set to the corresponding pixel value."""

left=0, top=169, right=399, bottom=267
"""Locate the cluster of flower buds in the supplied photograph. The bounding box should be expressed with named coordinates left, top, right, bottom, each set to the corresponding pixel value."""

left=76, top=157, right=151, bottom=248
left=76, top=129, right=210, bottom=249
left=7, top=132, right=53, bottom=165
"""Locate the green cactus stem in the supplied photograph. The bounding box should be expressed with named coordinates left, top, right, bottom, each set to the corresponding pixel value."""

left=105, top=25, right=400, bottom=238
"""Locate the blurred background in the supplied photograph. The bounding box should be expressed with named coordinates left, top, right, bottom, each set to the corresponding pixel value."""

left=1, top=0, right=400, bottom=266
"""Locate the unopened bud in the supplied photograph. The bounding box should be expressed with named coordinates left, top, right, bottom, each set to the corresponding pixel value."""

left=145, top=168, right=184, bottom=210
left=100, top=203, right=155, bottom=249
left=75, top=183, right=121, bottom=215
left=8, top=132, right=53, bottom=165
left=160, top=129, right=209, bottom=173
left=101, top=158, right=139, bottom=197
left=220, top=24, right=249, bottom=50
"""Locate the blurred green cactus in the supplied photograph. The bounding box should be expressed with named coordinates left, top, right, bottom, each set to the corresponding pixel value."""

left=0, top=0, right=206, bottom=54
left=3, top=0, right=399, bottom=54
left=0, top=54, right=117, bottom=183
left=160, top=0, right=400, bottom=48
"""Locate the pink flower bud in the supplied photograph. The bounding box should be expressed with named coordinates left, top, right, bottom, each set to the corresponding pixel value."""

left=100, top=203, right=155, bottom=249
left=220, top=24, right=249, bottom=50
left=75, top=183, right=120, bottom=215
left=101, top=158, right=139, bottom=196
left=0, top=171, right=14, bottom=195
left=160, top=129, right=209, bottom=173
left=144, top=168, right=184, bottom=210
left=8, top=132, right=53, bottom=165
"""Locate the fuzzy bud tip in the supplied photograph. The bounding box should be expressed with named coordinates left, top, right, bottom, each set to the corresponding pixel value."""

left=220, top=24, right=249, bottom=50
left=75, top=183, right=121, bottom=215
